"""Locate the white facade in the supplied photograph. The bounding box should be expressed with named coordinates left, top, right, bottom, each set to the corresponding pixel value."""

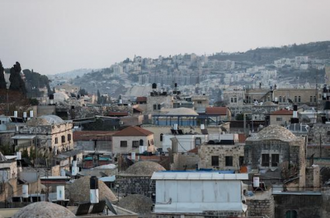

left=152, top=172, right=248, bottom=214
left=162, top=134, right=208, bottom=152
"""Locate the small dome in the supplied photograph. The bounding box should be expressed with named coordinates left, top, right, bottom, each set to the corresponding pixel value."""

left=117, top=194, right=153, bottom=215
left=12, top=201, right=75, bottom=218
left=27, top=115, right=65, bottom=126
left=249, top=125, right=297, bottom=141
left=167, top=108, right=198, bottom=116
left=68, top=176, right=117, bottom=203
left=125, top=161, right=165, bottom=176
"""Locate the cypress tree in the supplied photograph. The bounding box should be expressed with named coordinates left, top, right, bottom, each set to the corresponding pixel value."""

left=0, top=60, right=6, bottom=89
left=9, top=62, right=27, bottom=94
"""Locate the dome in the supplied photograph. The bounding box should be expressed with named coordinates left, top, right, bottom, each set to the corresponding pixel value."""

left=117, top=194, right=153, bottom=215
left=249, top=125, right=297, bottom=142
left=12, top=201, right=75, bottom=218
left=125, top=161, right=165, bottom=176
left=68, top=176, right=117, bottom=203
left=27, top=115, right=65, bottom=126
left=167, top=108, right=198, bottom=116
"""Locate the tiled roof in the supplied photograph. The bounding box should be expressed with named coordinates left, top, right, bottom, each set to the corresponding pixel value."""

left=271, top=109, right=293, bottom=115
left=113, top=126, right=153, bottom=137
left=188, top=147, right=198, bottom=154
left=136, top=97, right=147, bottom=102
left=238, top=134, right=247, bottom=143
left=73, top=131, right=117, bottom=141
left=108, top=111, right=128, bottom=116
left=205, top=107, right=227, bottom=115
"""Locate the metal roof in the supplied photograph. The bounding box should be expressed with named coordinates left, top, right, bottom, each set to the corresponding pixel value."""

left=151, top=172, right=248, bottom=180
left=12, top=135, right=36, bottom=140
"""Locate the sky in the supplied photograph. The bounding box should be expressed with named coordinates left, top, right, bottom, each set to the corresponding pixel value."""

left=0, top=0, right=330, bottom=75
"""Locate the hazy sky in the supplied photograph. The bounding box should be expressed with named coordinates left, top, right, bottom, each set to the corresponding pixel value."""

left=1, top=0, right=330, bottom=75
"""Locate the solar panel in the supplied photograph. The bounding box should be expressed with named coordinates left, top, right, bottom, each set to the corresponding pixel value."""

left=105, top=198, right=117, bottom=215
left=75, top=202, right=91, bottom=215
left=91, top=200, right=106, bottom=214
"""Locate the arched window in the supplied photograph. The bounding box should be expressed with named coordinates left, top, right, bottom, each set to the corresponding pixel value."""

left=160, top=133, right=163, bottom=142
left=285, top=210, right=297, bottom=218
left=139, top=139, right=144, bottom=146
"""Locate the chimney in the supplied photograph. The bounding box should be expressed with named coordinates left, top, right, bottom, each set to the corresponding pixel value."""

left=90, top=176, right=99, bottom=204
left=170, top=137, right=178, bottom=153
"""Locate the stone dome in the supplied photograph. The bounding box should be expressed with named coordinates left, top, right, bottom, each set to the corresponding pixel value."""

left=249, top=125, right=297, bottom=142
left=68, top=176, right=117, bottom=203
left=167, top=107, right=198, bottom=116
left=27, top=115, right=65, bottom=126
left=12, top=201, right=75, bottom=218
left=117, top=194, right=153, bottom=215
left=125, top=161, right=166, bottom=176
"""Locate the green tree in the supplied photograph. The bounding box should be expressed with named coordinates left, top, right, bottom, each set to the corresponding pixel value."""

left=0, top=60, right=7, bottom=89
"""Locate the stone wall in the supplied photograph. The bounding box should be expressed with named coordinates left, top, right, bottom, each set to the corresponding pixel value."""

left=116, top=176, right=155, bottom=197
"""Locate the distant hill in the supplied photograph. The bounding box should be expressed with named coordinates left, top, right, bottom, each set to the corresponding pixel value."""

left=52, top=69, right=95, bottom=79
left=209, top=41, right=330, bottom=65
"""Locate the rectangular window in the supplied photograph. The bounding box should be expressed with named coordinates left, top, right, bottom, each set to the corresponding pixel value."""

left=314, top=96, right=317, bottom=103
left=310, top=96, right=313, bottom=102
left=61, top=135, right=65, bottom=143
left=272, top=154, right=279, bottom=167
left=234, top=98, right=237, bottom=103
left=276, top=117, right=282, bottom=121
left=231, top=98, right=233, bottom=103
left=132, top=141, right=139, bottom=148
left=153, top=104, right=157, bottom=110
left=197, top=101, right=202, bottom=104
left=298, top=96, right=301, bottom=102
left=55, top=137, right=58, bottom=144
left=67, top=134, right=71, bottom=141
left=158, top=104, right=161, bottom=110
left=262, top=154, right=270, bottom=167
left=225, top=156, right=233, bottom=166
left=294, top=96, right=297, bottom=103
left=211, top=156, right=219, bottom=167
left=120, top=141, right=127, bottom=147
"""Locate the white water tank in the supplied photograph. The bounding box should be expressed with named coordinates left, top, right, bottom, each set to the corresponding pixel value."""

left=72, top=166, right=78, bottom=176
left=60, top=169, right=66, bottom=177
left=173, top=124, right=178, bottom=130
left=200, top=124, right=205, bottom=130
left=23, top=112, right=27, bottom=118
left=14, top=111, right=18, bottom=118
left=131, top=152, right=136, bottom=160
left=29, top=110, right=34, bottom=118
left=57, top=186, right=65, bottom=200
left=22, top=185, right=29, bottom=198
left=90, top=176, right=99, bottom=204
left=253, top=177, right=260, bottom=188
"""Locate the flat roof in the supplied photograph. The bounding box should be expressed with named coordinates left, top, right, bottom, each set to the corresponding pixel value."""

left=12, top=135, right=36, bottom=140
left=272, top=191, right=322, bottom=196
left=151, top=172, right=248, bottom=180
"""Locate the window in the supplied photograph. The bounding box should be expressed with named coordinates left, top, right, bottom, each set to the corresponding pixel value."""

left=225, top=156, right=233, bottom=166
left=234, top=98, right=237, bottom=103
left=231, top=98, right=234, bottom=103
left=294, top=96, right=297, bottom=103
left=298, top=96, right=301, bottom=103
left=276, top=117, right=282, bottom=121
left=285, top=210, right=297, bottom=218
left=262, top=154, right=270, bottom=167
left=314, top=96, right=317, bottom=102
left=197, top=101, right=202, bottom=104
left=160, top=133, right=163, bottom=142
left=158, top=104, right=161, bottom=110
left=120, top=141, right=127, bottom=147
left=283, top=96, right=286, bottom=102
left=61, top=135, right=65, bottom=143
left=139, top=139, right=144, bottom=146
left=67, top=134, right=71, bottom=141
left=55, top=137, right=58, bottom=144
left=271, top=154, right=279, bottom=167
left=211, top=156, right=219, bottom=167
left=279, top=96, right=282, bottom=102
left=310, top=96, right=313, bottom=102
left=132, top=141, right=139, bottom=148
left=153, top=104, right=157, bottom=110
left=239, top=156, right=244, bottom=166
left=195, top=137, right=202, bottom=146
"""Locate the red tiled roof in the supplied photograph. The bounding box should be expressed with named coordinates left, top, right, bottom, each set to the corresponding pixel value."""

left=271, top=109, right=293, bottom=115
left=238, top=134, right=247, bottom=143
left=205, top=107, right=227, bottom=115
left=188, top=147, right=198, bottom=154
left=108, top=112, right=128, bottom=116
left=113, top=126, right=153, bottom=137
left=73, top=131, right=117, bottom=141
left=136, top=97, right=147, bottom=102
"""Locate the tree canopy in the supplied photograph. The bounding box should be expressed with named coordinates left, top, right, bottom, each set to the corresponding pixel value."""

left=9, top=62, right=27, bottom=94
left=0, top=60, right=7, bottom=89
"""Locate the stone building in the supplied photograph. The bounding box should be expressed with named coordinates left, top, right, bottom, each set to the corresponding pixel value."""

left=245, top=125, right=306, bottom=187
left=112, top=126, right=156, bottom=154
left=198, top=134, right=245, bottom=171
left=270, top=109, right=293, bottom=126
left=13, top=115, right=73, bottom=154
left=146, top=92, right=173, bottom=114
